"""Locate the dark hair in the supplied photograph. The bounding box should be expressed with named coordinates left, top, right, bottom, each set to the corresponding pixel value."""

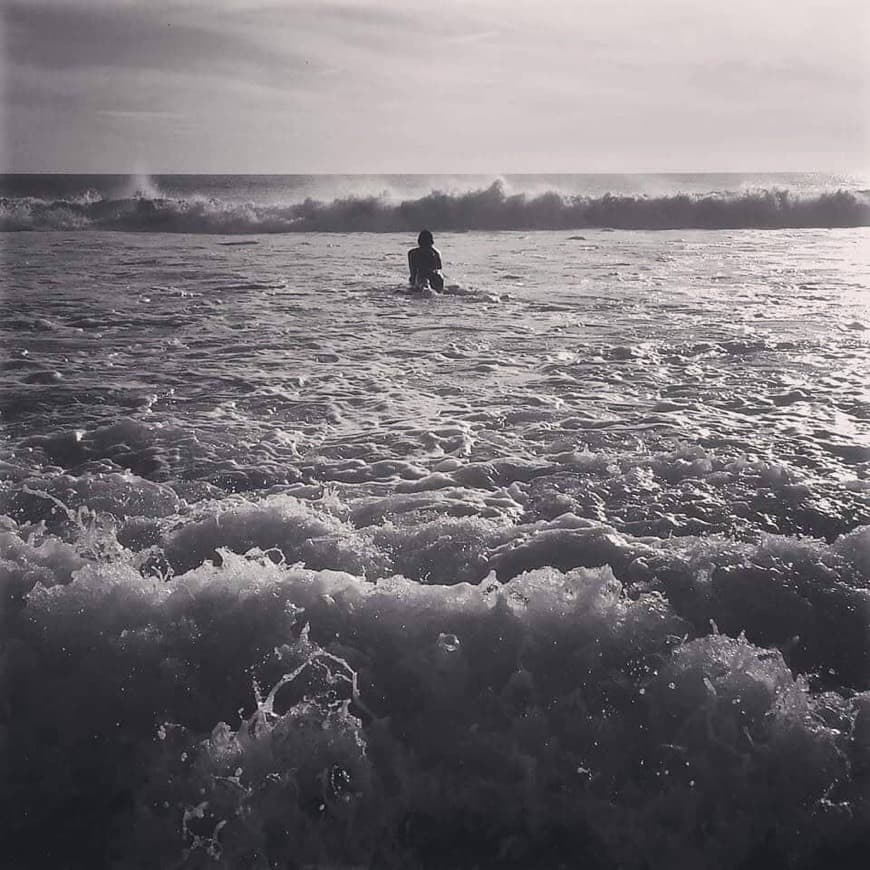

left=417, top=229, right=434, bottom=247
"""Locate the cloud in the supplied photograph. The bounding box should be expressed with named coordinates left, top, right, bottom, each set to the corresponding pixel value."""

left=4, top=1, right=319, bottom=83
left=277, top=1, right=420, bottom=30
left=4, top=0, right=868, bottom=171
left=97, top=109, right=184, bottom=120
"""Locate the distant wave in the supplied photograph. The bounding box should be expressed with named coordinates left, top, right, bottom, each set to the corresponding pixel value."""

left=2, top=182, right=868, bottom=233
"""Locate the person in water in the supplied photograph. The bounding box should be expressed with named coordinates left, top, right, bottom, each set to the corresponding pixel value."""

left=408, top=229, right=444, bottom=291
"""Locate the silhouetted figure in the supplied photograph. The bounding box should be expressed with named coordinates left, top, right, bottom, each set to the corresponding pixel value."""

left=408, top=229, right=444, bottom=291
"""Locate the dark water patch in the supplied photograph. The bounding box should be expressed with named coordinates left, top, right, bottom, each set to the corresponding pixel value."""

left=1, top=386, right=155, bottom=428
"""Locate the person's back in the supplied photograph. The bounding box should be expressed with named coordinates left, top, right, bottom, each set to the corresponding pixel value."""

left=408, top=229, right=444, bottom=291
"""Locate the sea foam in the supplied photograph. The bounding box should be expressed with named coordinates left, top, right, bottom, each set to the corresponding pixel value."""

left=2, top=216, right=868, bottom=868
left=3, top=507, right=868, bottom=867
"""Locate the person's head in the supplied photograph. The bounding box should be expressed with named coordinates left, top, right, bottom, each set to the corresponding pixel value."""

left=417, top=229, right=434, bottom=248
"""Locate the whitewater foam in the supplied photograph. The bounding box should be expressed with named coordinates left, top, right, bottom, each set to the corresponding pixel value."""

left=1, top=211, right=868, bottom=869
left=2, top=181, right=868, bottom=233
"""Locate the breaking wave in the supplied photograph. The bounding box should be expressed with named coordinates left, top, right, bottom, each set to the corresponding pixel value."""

left=2, top=182, right=868, bottom=233
left=3, top=481, right=870, bottom=869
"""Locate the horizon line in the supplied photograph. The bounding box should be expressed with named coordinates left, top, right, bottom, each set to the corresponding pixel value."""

left=2, top=168, right=868, bottom=177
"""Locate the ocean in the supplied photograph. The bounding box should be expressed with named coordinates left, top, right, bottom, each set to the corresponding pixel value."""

left=1, top=173, right=869, bottom=868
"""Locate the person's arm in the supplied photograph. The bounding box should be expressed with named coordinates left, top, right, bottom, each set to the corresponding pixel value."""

left=433, top=248, right=443, bottom=270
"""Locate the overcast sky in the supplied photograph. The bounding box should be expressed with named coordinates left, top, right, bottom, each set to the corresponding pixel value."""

left=2, top=0, right=868, bottom=173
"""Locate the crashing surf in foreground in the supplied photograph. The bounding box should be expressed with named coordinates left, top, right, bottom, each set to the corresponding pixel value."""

left=3, top=474, right=870, bottom=868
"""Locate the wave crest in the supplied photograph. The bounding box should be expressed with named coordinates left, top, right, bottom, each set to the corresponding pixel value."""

left=2, top=182, right=868, bottom=233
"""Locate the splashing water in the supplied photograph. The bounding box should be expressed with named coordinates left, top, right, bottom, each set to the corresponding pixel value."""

left=1, top=196, right=869, bottom=868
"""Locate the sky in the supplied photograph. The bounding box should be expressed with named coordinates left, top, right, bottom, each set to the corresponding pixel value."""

left=2, top=0, right=869, bottom=173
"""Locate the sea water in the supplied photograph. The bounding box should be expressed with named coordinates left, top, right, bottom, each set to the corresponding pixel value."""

left=1, top=174, right=869, bottom=869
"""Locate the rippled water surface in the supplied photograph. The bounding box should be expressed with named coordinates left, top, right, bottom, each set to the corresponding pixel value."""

left=4, top=230, right=869, bottom=532
left=2, top=228, right=869, bottom=869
